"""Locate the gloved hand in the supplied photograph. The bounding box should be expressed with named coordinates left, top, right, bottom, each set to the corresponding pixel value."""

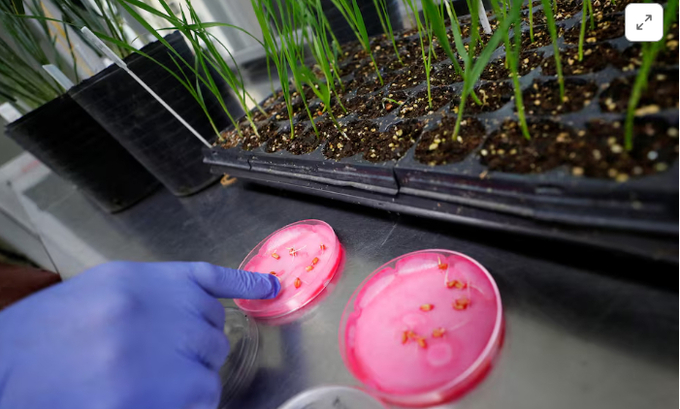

left=0, top=261, right=280, bottom=409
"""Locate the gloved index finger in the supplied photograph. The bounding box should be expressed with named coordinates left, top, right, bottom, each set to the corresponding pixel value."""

left=188, top=262, right=281, bottom=300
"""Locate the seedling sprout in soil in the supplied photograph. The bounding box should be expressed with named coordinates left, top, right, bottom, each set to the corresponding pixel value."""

left=489, top=0, right=531, bottom=138
left=330, top=0, right=383, bottom=84
left=402, top=0, right=435, bottom=108
left=373, top=0, right=404, bottom=65
left=58, top=0, right=676, bottom=181
left=540, top=0, right=565, bottom=100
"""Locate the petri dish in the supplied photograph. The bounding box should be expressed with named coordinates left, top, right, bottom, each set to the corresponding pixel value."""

left=277, top=386, right=386, bottom=409
left=218, top=307, right=259, bottom=407
left=339, top=250, right=503, bottom=407
left=235, top=219, right=342, bottom=318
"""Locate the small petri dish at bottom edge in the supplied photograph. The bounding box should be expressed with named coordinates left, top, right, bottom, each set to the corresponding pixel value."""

left=277, top=386, right=387, bottom=409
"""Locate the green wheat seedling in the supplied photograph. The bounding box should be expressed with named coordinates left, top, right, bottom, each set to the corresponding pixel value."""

left=528, top=0, right=534, bottom=43
left=251, top=0, right=293, bottom=132
left=508, top=2, right=530, bottom=139
left=577, top=0, right=594, bottom=61
left=329, top=0, right=383, bottom=84
left=265, top=0, right=322, bottom=137
left=624, top=0, right=678, bottom=150
left=402, top=0, right=434, bottom=108
left=439, top=0, right=483, bottom=106
left=54, top=0, right=131, bottom=59
left=540, top=0, right=564, bottom=100
left=119, top=0, right=264, bottom=139
left=0, top=0, right=72, bottom=108
left=439, top=0, right=520, bottom=139
left=121, top=0, right=241, bottom=139
left=423, top=0, right=485, bottom=129
left=304, top=1, right=347, bottom=122
left=372, top=0, right=403, bottom=66
left=453, top=0, right=481, bottom=131
left=0, top=40, right=62, bottom=109
left=488, top=0, right=530, bottom=139
left=303, top=0, right=345, bottom=90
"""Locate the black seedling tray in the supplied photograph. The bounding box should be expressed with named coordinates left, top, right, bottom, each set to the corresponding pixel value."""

left=206, top=163, right=678, bottom=263
left=204, top=4, right=679, bottom=261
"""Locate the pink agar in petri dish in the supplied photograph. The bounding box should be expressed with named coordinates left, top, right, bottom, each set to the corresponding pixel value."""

left=235, top=220, right=342, bottom=318
left=340, top=250, right=503, bottom=407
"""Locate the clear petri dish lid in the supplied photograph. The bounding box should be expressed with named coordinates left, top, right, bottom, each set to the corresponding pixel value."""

left=235, top=219, right=342, bottom=319
left=339, top=249, right=504, bottom=407
left=218, top=307, right=259, bottom=407
left=277, top=386, right=386, bottom=409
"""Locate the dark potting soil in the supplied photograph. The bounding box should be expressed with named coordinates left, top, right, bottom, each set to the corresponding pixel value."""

left=480, top=120, right=577, bottom=173
left=564, top=13, right=625, bottom=44
left=399, top=87, right=455, bottom=118
left=567, top=118, right=679, bottom=180
left=323, top=120, right=381, bottom=160
left=617, top=23, right=679, bottom=72
left=372, top=42, right=405, bottom=66
left=338, top=59, right=366, bottom=77
left=481, top=51, right=543, bottom=81
left=386, top=44, right=423, bottom=71
left=363, top=119, right=424, bottom=162
left=272, top=98, right=304, bottom=121
left=431, top=63, right=463, bottom=86
left=219, top=121, right=279, bottom=151
left=465, top=33, right=502, bottom=56
left=523, top=79, right=598, bottom=115
left=251, top=92, right=285, bottom=121
left=459, top=20, right=501, bottom=39
left=357, top=72, right=397, bottom=94
left=287, top=123, right=329, bottom=155
left=415, top=117, right=485, bottom=166
left=217, top=6, right=677, bottom=182
left=265, top=123, right=307, bottom=153
left=599, top=71, right=679, bottom=114
left=521, top=0, right=542, bottom=10
left=461, top=82, right=514, bottom=115
left=597, top=0, right=638, bottom=13
left=391, top=66, right=428, bottom=90
left=524, top=0, right=582, bottom=24
left=345, top=90, right=408, bottom=119
left=428, top=42, right=451, bottom=63
left=541, top=43, right=622, bottom=75
left=355, top=60, right=380, bottom=79
left=521, top=25, right=565, bottom=49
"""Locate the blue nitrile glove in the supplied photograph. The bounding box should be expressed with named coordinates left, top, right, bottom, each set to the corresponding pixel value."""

left=0, top=261, right=279, bottom=409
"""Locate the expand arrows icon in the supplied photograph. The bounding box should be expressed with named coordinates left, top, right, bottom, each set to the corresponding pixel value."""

left=636, top=15, right=653, bottom=30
